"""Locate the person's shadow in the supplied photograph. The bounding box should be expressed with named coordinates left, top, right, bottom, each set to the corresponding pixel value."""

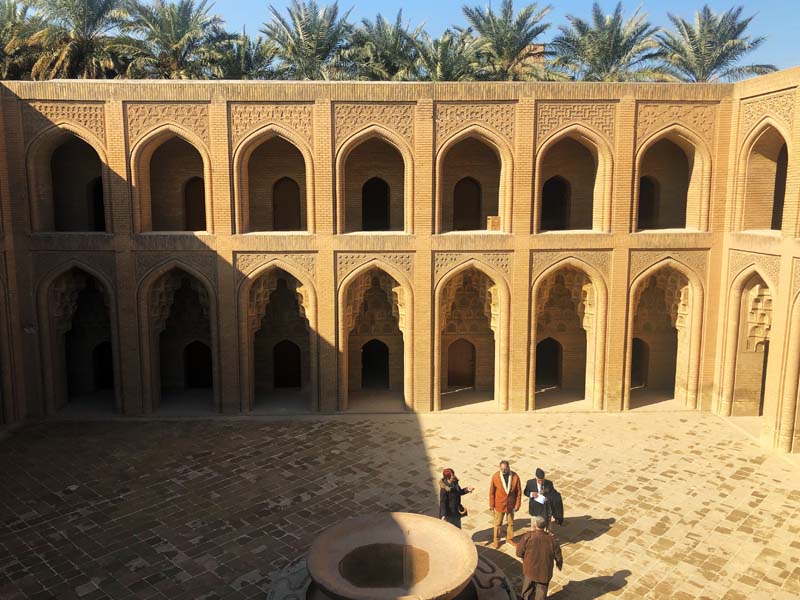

left=553, top=515, right=616, bottom=545
left=548, top=570, right=631, bottom=599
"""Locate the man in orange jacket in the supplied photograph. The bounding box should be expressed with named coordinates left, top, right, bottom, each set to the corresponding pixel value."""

left=488, top=459, right=522, bottom=548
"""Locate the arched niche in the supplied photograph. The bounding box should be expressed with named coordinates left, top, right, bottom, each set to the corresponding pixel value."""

left=739, top=123, right=789, bottom=232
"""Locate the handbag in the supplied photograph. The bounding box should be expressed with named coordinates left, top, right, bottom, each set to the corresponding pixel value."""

left=458, top=504, right=468, bottom=517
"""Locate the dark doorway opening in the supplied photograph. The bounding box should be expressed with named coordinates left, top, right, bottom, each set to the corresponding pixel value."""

left=447, top=339, right=476, bottom=388
left=362, top=177, right=390, bottom=231
left=88, top=177, right=105, bottom=232
left=273, top=177, right=302, bottom=231
left=274, top=339, right=302, bottom=388
left=184, top=177, right=206, bottom=231
left=184, top=341, right=212, bottom=388
left=631, top=338, right=649, bottom=389
left=637, top=176, right=659, bottom=230
left=536, top=337, right=562, bottom=388
left=92, top=341, right=114, bottom=391
left=540, top=176, right=570, bottom=231
left=453, top=177, right=481, bottom=231
left=361, top=339, right=390, bottom=389
left=771, top=145, right=787, bottom=231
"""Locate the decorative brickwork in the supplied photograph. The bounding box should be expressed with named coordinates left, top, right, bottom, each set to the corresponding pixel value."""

left=127, top=102, right=210, bottom=146
left=334, top=103, right=414, bottom=148
left=435, top=102, right=515, bottom=146
left=23, top=101, right=106, bottom=144
left=636, top=102, right=716, bottom=145
left=741, top=91, right=794, bottom=136
left=229, top=102, right=313, bottom=147
left=536, top=102, right=616, bottom=145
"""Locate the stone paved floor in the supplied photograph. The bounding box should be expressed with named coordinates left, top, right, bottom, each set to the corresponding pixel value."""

left=0, top=412, right=798, bottom=599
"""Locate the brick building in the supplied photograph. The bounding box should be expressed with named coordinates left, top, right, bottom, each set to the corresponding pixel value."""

left=0, top=69, right=798, bottom=453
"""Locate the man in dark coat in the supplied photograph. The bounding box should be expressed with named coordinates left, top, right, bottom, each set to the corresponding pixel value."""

left=523, top=468, right=563, bottom=530
left=516, top=515, right=563, bottom=600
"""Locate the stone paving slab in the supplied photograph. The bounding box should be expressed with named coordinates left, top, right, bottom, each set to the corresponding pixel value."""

left=0, top=412, right=798, bottom=599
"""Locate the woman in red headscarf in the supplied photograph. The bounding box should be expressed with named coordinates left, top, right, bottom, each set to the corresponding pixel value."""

left=439, top=468, right=474, bottom=528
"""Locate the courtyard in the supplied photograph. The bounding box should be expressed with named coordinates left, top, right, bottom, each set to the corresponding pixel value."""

left=0, top=412, right=798, bottom=599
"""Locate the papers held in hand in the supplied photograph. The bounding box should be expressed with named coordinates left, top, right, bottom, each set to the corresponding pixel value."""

left=534, top=494, right=546, bottom=505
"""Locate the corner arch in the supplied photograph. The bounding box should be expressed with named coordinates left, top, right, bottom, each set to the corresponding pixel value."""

left=530, top=256, right=609, bottom=410
left=237, top=258, right=319, bottom=412
left=136, top=258, right=220, bottom=413
left=534, top=124, right=614, bottom=233
left=36, top=259, right=121, bottom=415
left=232, top=123, right=315, bottom=234
left=624, top=257, right=705, bottom=411
left=26, top=123, right=112, bottom=233
left=130, top=124, right=214, bottom=233
left=335, top=125, right=414, bottom=234
left=717, top=264, right=775, bottom=418
left=337, top=258, right=414, bottom=411
left=433, top=258, right=510, bottom=411
left=634, top=124, right=712, bottom=232
left=435, top=125, right=514, bottom=234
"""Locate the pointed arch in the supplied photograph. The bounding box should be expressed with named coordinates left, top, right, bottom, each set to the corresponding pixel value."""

left=634, top=124, right=712, bottom=232
left=237, top=258, right=319, bottom=412
left=130, top=124, right=213, bottom=233
left=734, top=117, right=791, bottom=233
left=36, top=260, right=120, bottom=415
left=436, top=125, right=513, bottom=234
left=337, top=258, right=414, bottom=411
left=26, top=123, right=111, bottom=233
left=232, top=123, right=315, bottom=234
left=534, top=123, right=614, bottom=233
left=336, top=125, right=414, bottom=234
left=717, top=263, right=776, bottom=417
left=530, top=257, right=609, bottom=410
left=433, top=258, right=510, bottom=411
left=624, top=257, right=704, bottom=411
left=137, top=259, right=219, bottom=413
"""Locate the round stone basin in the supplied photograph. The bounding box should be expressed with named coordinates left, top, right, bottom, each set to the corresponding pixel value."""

left=307, top=512, right=478, bottom=600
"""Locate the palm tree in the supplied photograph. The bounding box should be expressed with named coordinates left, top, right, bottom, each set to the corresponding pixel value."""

left=262, top=0, right=353, bottom=80
left=658, top=5, right=777, bottom=82
left=116, top=0, right=231, bottom=79
left=551, top=2, right=668, bottom=82
left=28, top=0, right=125, bottom=79
left=415, top=28, right=484, bottom=82
left=350, top=11, right=423, bottom=81
left=462, top=0, right=551, bottom=80
left=0, top=1, right=44, bottom=79
left=216, top=30, right=276, bottom=79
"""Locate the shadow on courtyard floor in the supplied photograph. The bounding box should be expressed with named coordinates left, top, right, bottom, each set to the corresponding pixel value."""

left=548, top=570, right=631, bottom=599
left=470, top=514, right=615, bottom=547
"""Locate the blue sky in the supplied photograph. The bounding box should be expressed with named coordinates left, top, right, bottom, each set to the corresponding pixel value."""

left=210, top=0, right=798, bottom=70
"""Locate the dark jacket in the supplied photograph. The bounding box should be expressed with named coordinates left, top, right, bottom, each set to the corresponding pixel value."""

left=439, top=478, right=470, bottom=518
left=516, top=529, right=563, bottom=584
left=523, top=478, right=554, bottom=518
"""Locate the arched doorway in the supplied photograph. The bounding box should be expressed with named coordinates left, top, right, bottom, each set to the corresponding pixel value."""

left=453, top=177, right=481, bottom=231
left=731, top=275, right=772, bottom=416
left=362, top=177, right=390, bottom=231
left=447, top=339, right=475, bottom=388
left=540, top=176, right=570, bottom=231
left=88, top=177, right=105, bottom=232
left=535, top=338, right=562, bottom=388
left=631, top=338, right=649, bottom=389
left=273, top=177, right=301, bottom=231
left=184, top=341, right=212, bottom=388
left=92, top=341, right=114, bottom=391
left=361, top=339, right=390, bottom=389
left=50, top=135, right=104, bottom=232
left=184, top=176, right=206, bottom=231
left=637, top=176, right=659, bottom=230
left=741, top=125, right=788, bottom=231
left=441, top=138, right=500, bottom=232
left=274, top=339, right=302, bottom=388
left=638, top=139, right=689, bottom=230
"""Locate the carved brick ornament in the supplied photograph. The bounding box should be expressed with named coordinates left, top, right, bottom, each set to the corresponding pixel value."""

left=637, top=103, right=716, bottom=146
left=740, top=91, right=795, bottom=137
left=334, top=103, right=414, bottom=148
left=229, top=103, right=313, bottom=147
left=127, top=103, right=210, bottom=147
left=537, top=102, right=617, bottom=145
left=23, top=102, right=106, bottom=144
left=435, top=103, right=515, bottom=147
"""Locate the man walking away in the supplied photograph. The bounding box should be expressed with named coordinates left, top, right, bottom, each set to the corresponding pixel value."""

left=516, top=515, right=563, bottom=600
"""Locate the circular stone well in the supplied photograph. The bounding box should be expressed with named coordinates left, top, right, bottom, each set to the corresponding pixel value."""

left=307, top=513, right=478, bottom=600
